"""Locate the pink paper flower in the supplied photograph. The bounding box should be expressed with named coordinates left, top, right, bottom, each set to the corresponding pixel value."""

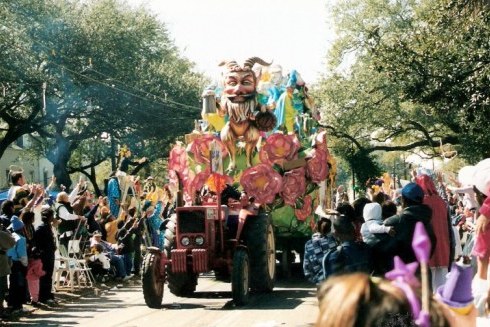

left=190, top=134, right=228, bottom=165
left=295, top=195, right=312, bottom=221
left=183, top=170, right=195, bottom=199
left=281, top=167, right=306, bottom=206
left=185, top=168, right=210, bottom=197
left=168, top=170, right=180, bottom=193
left=240, top=164, right=283, bottom=204
left=259, top=133, right=300, bottom=165
left=168, top=144, right=189, bottom=177
left=306, top=147, right=329, bottom=183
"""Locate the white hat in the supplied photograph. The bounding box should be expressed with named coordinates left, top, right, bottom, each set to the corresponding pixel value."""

left=473, top=158, right=490, bottom=197
left=458, top=165, right=476, bottom=186
left=363, top=202, right=382, bottom=221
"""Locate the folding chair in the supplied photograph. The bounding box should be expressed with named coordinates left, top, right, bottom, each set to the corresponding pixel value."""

left=54, top=245, right=94, bottom=292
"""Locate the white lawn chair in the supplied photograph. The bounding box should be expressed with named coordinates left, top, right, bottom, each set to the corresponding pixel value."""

left=54, top=244, right=94, bottom=292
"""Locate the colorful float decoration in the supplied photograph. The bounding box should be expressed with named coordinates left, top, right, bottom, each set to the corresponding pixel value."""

left=167, top=58, right=335, bottom=238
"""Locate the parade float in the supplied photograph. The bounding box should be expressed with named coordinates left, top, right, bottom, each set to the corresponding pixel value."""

left=141, top=57, right=336, bottom=308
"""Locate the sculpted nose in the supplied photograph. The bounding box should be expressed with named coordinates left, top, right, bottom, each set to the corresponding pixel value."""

left=234, top=84, right=246, bottom=95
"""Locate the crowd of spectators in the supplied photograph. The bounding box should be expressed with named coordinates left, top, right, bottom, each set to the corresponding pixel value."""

left=306, top=159, right=490, bottom=327
left=0, top=166, right=170, bottom=320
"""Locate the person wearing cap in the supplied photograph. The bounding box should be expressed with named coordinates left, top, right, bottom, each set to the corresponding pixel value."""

left=90, top=230, right=130, bottom=281
left=303, top=216, right=338, bottom=285
left=379, top=182, right=437, bottom=274
left=6, top=216, right=28, bottom=314
left=34, top=208, right=57, bottom=305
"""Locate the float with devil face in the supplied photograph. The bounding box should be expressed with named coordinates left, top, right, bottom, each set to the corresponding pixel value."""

left=218, top=57, right=276, bottom=171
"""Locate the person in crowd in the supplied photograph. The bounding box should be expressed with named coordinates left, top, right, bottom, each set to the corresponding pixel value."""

left=351, top=197, right=371, bottom=242
left=0, top=201, right=15, bottom=231
left=6, top=216, right=28, bottom=314
left=97, top=211, right=111, bottom=241
left=416, top=173, right=452, bottom=291
left=0, top=227, right=15, bottom=317
left=7, top=170, right=32, bottom=216
left=447, top=184, right=478, bottom=220
left=381, top=200, right=398, bottom=219
left=26, top=247, right=45, bottom=306
left=90, top=231, right=131, bottom=281
left=133, top=213, right=146, bottom=276
left=34, top=207, right=58, bottom=306
left=322, top=215, right=372, bottom=279
left=315, top=273, right=474, bottom=327
left=70, top=179, right=89, bottom=216
left=106, top=173, right=121, bottom=218
left=7, top=170, right=26, bottom=202
left=372, top=191, right=389, bottom=205
left=55, top=191, right=87, bottom=250
left=105, top=210, right=125, bottom=244
left=115, top=147, right=147, bottom=206
left=117, top=147, right=147, bottom=176
left=469, top=159, right=490, bottom=315
left=87, top=243, right=111, bottom=280
left=144, top=203, right=164, bottom=249
left=84, top=196, right=103, bottom=234
left=361, top=202, right=395, bottom=246
left=116, top=211, right=138, bottom=278
left=99, top=196, right=110, bottom=217
left=20, top=211, right=36, bottom=255
left=335, top=185, right=347, bottom=207
left=380, top=182, right=437, bottom=274
left=303, top=217, right=338, bottom=285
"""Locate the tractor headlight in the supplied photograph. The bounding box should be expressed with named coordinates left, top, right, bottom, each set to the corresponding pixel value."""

left=195, top=236, right=204, bottom=246
left=181, top=237, right=190, bottom=246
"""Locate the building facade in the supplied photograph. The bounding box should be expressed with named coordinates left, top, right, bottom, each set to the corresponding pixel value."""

left=0, top=135, right=54, bottom=189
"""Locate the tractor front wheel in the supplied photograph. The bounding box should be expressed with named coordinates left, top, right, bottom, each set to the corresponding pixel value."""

left=142, top=252, right=164, bottom=308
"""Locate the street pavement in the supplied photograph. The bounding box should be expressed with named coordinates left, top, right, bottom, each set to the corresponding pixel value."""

left=7, top=271, right=319, bottom=327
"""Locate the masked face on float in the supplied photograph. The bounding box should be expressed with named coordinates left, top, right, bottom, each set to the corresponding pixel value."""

left=223, top=71, right=256, bottom=103
left=221, top=70, right=258, bottom=123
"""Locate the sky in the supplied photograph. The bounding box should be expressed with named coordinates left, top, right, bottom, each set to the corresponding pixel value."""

left=126, top=0, right=336, bottom=85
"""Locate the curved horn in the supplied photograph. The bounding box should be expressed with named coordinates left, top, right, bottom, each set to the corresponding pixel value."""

left=243, top=57, right=272, bottom=69
left=218, top=60, right=240, bottom=71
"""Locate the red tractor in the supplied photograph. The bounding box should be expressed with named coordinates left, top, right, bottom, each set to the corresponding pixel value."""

left=141, top=187, right=276, bottom=308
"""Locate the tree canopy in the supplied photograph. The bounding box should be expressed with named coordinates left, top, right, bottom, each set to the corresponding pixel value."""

left=1, top=0, right=206, bottom=190
left=316, top=0, right=490, bottom=183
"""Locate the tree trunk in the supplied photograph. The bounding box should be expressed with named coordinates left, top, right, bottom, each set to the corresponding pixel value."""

left=89, top=166, right=102, bottom=196
left=49, top=135, right=73, bottom=190
left=0, top=128, right=22, bottom=160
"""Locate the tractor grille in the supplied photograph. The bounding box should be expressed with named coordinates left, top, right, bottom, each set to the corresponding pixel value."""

left=171, top=249, right=187, bottom=273
left=192, top=249, right=208, bottom=273
left=177, top=210, right=206, bottom=233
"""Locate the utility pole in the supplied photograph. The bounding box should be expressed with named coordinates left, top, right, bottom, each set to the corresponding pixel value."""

left=110, top=136, right=117, bottom=172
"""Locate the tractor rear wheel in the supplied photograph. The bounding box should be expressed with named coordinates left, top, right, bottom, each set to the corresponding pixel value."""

left=231, top=248, right=250, bottom=306
left=244, top=213, right=276, bottom=292
left=163, top=214, right=198, bottom=296
left=142, top=252, right=164, bottom=308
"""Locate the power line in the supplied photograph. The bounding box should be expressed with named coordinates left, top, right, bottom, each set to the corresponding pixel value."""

left=4, top=40, right=201, bottom=119
left=1, top=23, right=201, bottom=112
